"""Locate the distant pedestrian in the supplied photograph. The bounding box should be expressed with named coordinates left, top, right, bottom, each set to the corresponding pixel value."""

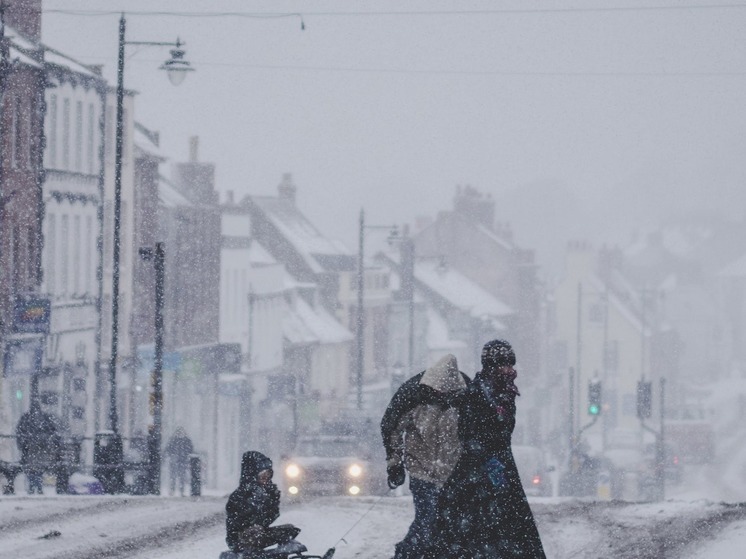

left=434, top=340, right=546, bottom=558
left=381, top=354, right=468, bottom=559
left=165, top=427, right=193, bottom=496
left=16, top=400, right=62, bottom=495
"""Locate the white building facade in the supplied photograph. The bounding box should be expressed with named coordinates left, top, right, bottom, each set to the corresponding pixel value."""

left=40, top=49, right=107, bottom=443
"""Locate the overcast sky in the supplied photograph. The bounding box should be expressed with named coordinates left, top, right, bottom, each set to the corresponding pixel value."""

left=42, top=0, right=746, bottom=274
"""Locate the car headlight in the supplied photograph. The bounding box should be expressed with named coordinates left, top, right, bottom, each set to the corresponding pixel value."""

left=285, top=464, right=301, bottom=478
left=348, top=464, right=363, bottom=477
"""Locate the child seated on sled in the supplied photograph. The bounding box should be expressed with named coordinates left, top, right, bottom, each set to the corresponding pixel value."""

left=226, top=451, right=301, bottom=556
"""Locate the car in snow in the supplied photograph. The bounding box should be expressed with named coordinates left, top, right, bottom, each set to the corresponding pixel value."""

left=513, top=445, right=553, bottom=497
left=280, top=435, right=384, bottom=499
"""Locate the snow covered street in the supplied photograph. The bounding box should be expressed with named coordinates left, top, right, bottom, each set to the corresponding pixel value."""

left=2, top=493, right=746, bottom=559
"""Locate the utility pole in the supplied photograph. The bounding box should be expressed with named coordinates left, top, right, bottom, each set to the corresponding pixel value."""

left=355, top=209, right=365, bottom=410
left=575, top=282, right=583, bottom=435
left=399, top=230, right=415, bottom=373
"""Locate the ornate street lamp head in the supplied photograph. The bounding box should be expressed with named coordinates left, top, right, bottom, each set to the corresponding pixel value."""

left=160, top=38, right=194, bottom=86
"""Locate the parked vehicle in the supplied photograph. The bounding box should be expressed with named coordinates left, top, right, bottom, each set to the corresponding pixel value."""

left=280, top=435, right=384, bottom=499
left=512, top=445, right=553, bottom=497
left=665, top=405, right=714, bottom=465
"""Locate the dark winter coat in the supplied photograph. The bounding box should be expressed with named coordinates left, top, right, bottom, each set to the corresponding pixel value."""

left=226, top=451, right=281, bottom=552
left=434, top=369, right=546, bottom=559
left=381, top=355, right=469, bottom=486
left=16, top=405, right=61, bottom=469
left=165, top=431, right=193, bottom=469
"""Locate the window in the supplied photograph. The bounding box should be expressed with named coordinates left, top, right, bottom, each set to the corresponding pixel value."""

left=12, top=97, right=21, bottom=168
left=87, top=103, right=95, bottom=173
left=75, top=101, right=83, bottom=171
left=26, top=97, right=34, bottom=169
left=85, top=216, right=93, bottom=294
left=588, top=301, right=605, bottom=323
left=11, top=226, right=19, bottom=292
left=60, top=215, right=69, bottom=294
left=62, top=98, right=71, bottom=169
left=604, top=340, right=619, bottom=372
left=105, top=106, right=114, bottom=163
left=73, top=216, right=81, bottom=293
left=48, top=94, right=58, bottom=167
left=27, top=227, right=36, bottom=286
left=46, top=214, right=56, bottom=295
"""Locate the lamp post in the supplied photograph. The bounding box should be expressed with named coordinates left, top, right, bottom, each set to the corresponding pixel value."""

left=138, top=243, right=164, bottom=494
left=107, top=13, right=192, bottom=492
left=398, top=228, right=416, bottom=373
left=355, top=209, right=396, bottom=411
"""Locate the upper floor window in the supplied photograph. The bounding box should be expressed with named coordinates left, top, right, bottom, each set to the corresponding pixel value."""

left=74, top=101, right=83, bottom=171
left=46, top=214, right=56, bottom=295
left=87, top=103, right=95, bottom=174
left=48, top=94, right=58, bottom=167
left=62, top=98, right=71, bottom=170
left=12, top=97, right=22, bottom=168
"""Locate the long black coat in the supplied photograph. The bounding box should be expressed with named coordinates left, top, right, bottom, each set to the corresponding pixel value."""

left=16, top=405, right=61, bottom=469
left=434, top=372, right=546, bottom=559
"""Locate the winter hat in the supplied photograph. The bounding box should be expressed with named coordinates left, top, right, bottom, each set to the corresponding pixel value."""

left=240, top=451, right=273, bottom=485
left=420, top=353, right=466, bottom=393
left=481, top=339, right=516, bottom=368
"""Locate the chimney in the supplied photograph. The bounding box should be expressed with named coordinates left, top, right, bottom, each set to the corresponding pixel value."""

left=4, top=0, right=42, bottom=43
left=189, top=136, right=199, bottom=162
left=226, top=190, right=234, bottom=204
left=278, top=173, right=297, bottom=204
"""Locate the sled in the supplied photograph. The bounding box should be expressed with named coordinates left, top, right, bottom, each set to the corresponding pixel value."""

left=218, top=540, right=335, bottom=559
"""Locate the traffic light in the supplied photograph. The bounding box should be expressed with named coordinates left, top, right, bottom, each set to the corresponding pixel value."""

left=588, top=380, right=602, bottom=415
left=637, top=380, right=652, bottom=419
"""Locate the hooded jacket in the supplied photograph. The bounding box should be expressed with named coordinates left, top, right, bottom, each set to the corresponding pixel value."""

left=381, top=354, right=468, bottom=486
left=226, top=451, right=281, bottom=552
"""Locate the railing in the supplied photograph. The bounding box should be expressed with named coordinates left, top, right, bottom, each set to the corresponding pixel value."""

left=0, top=434, right=202, bottom=496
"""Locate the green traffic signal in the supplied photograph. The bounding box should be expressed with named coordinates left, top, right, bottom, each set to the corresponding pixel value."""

left=588, top=380, right=602, bottom=416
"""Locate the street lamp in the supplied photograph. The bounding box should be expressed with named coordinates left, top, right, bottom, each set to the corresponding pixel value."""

left=355, top=209, right=396, bottom=410
left=138, top=243, right=165, bottom=495
left=107, top=13, right=192, bottom=492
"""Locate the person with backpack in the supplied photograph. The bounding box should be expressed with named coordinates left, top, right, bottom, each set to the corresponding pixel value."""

left=381, top=354, right=468, bottom=559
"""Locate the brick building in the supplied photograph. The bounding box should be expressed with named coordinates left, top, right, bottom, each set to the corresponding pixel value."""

left=0, top=2, right=47, bottom=438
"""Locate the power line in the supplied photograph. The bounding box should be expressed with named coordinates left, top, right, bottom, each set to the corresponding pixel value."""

left=42, top=3, right=746, bottom=19
left=57, top=55, right=746, bottom=78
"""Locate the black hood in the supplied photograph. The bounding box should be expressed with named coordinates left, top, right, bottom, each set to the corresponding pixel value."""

left=240, top=451, right=273, bottom=486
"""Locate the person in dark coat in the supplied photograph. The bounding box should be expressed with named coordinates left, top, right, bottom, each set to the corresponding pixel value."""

left=433, top=340, right=546, bottom=559
left=16, top=400, right=61, bottom=495
left=381, top=354, right=469, bottom=559
left=165, top=427, right=193, bottom=496
left=226, top=451, right=300, bottom=555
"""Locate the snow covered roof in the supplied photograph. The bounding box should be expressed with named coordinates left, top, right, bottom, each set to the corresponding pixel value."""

left=4, top=25, right=41, bottom=68
left=283, top=295, right=353, bottom=346
left=414, top=259, right=512, bottom=319
left=8, top=43, right=41, bottom=68
left=134, top=122, right=166, bottom=161
left=158, top=175, right=192, bottom=208
left=426, top=308, right=468, bottom=351
left=249, top=194, right=353, bottom=274
left=43, top=45, right=102, bottom=80
left=248, top=240, right=278, bottom=266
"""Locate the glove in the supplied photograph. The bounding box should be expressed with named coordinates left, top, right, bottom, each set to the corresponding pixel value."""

left=484, top=457, right=507, bottom=490
left=387, top=462, right=406, bottom=489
